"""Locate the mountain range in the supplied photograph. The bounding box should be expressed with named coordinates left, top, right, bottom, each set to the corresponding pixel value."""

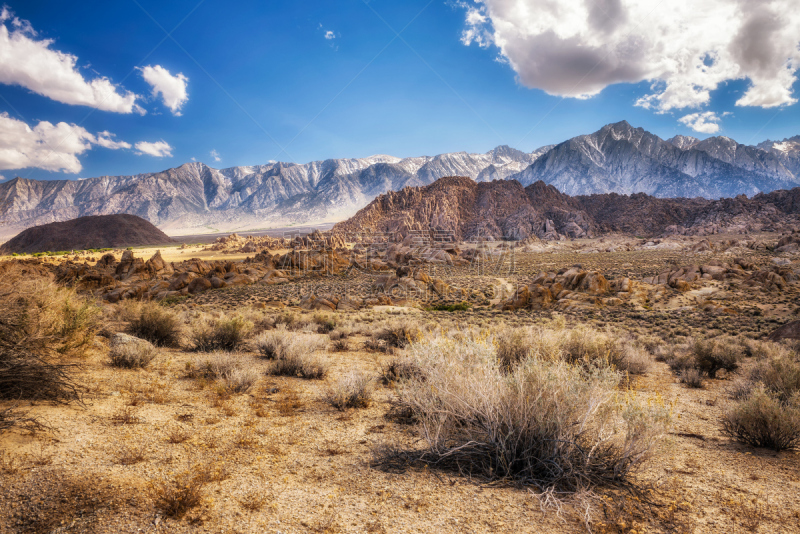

left=1, top=121, right=799, bottom=239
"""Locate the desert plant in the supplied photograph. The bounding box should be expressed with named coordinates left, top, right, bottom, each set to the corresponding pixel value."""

left=380, top=358, right=424, bottom=385
left=329, top=339, right=350, bottom=352
left=373, top=320, right=421, bottom=350
left=691, top=338, right=741, bottom=378
left=109, top=335, right=158, bottom=369
left=186, top=352, right=258, bottom=393
left=150, top=464, right=210, bottom=518
left=387, top=332, right=670, bottom=491
left=722, top=387, right=800, bottom=451
left=191, top=315, right=253, bottom=352
left=127, top=302, right=182, bottom=347
left=324, top=371, right=374, bottom=410
left=495, top=327, right=531, bottom=368
left=254, top=328, right=291, bottom=360
left=266, top=335, right=329, bottom=379
left=679, top=368, right=704, bottom=388
left=0, top=274, right=99, bottom=406
left=748, top=356, right=800, bottom=403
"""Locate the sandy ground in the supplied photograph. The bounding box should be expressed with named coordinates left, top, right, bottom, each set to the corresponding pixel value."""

left=1, top=313, right=799, bottom=533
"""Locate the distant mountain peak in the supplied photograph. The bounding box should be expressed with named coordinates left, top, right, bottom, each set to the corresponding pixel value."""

left=667, top=135, right=700, bottom=149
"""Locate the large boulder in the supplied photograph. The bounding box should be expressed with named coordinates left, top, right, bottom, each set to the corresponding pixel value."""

left=767, top=320, right=800, bottom=342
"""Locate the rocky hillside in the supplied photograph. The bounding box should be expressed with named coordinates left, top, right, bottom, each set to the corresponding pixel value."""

left=333, top=177, right=800, bottom=241
left=1, top=122, right=799, bottom=238
left=0, top=214, right=174, bottom=254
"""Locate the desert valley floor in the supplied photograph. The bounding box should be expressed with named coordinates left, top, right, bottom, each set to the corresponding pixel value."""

left=0, top=231, right=799, bottom=534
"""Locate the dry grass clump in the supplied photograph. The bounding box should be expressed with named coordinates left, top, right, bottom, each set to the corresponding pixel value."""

left=370, top=320, right=421, bottom=352
left=185, top=352, right=258, bottom=393
left=313, top=313, right=337, bottom=334
left=265, top=334, right=329, bottom=379
left=108, top=335, right=158, bottom=369
left=385, top=331, right=670, bottom=492
left=0, top=274, right=98, bottom=414
left=496, top=325, right=651, bottom=376
left=149, top=462, right=211, bottom=518
left=253, top=328, right=291, bottom=360
left=191, top=314, right=253, bottom=352
left=722, top=386, right=800, bottom=451
left=324, top=371, right=374, bottom=410
left=127, top=301, right=183, bottom=347
left=380, top=357, right=424, bottom=385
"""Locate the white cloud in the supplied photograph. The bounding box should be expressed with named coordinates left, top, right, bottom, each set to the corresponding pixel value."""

left=139, top=65, right=188, bottom=116
left=678, top=111, right=722, bottom=134
left=0, top=112, right=130, bottom=173
left=459, top=0, right=800, bottom=111
left=135, top=140, right=173, bottom=158
left=0, top=7, right=141, bottom=113
left=94, top=131, right=131, bottom=150
left=324, top=30, right=335, bottom=40
left=210, top=149, right=221, bottom=162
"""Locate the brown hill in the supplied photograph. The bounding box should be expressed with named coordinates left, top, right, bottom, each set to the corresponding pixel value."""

left=0, top=214, right=174, bottom=254
left=333, top=176, right=800, bottom=241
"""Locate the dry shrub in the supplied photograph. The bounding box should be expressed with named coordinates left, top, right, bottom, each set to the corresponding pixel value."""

left=0, top=274, right=98, bottom=408
left=254, top=328, right=291, bottom=360
left=747, top=355, right=800, bottom=403
left=186, top=352, right=258, bottom=393
left=109, top=335, right=157, bottom=369
left=313, top=313, right=337, bottom=334
left=495, top=326, right=531, bottom=368
left=113, top=439, right=148, bottom=465
left=386, top=332, right=670, bottom=492
left=380, top=358, right=424, bottom=385
left=497, top=325, right=650, bottom=376
left=372, top=320, right=421, bottom=350
left=691, top=337, right=741, bottom=378
left=679, top=368, right=704, bottom=388
left=150, top=462, right=211, bottom=518
left=324, top=371, right=374, bottom=410
left=329, top=339, right=350, bottom=352
left=191, top=314, right=253, bottom=352
left=127, top=301, right=182, bottom=347
left=722, top=387, right=800, bottom=451
left=266, top=334, right=329, bottom=379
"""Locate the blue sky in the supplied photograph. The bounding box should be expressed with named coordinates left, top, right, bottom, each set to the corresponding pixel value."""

left=2, top=0, right=799, bottom=181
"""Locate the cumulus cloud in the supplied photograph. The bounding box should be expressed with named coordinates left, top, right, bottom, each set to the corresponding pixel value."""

left=210, top=149, right=221, bottom=162
left=135, top=140, right=173, bottom=158
left=0, top=7, right=141, bottom=113
left=458, top=0, right=800, bottom=111
left=139, top=65, right=189, bottom=116
left=0, top=113, right=130, bottom=173
left=325, top=30, right=335, bottom=40
left=678, top=111, right=723, bottom=134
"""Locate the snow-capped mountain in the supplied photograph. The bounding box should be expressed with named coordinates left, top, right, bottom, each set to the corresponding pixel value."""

left=510, top=121, right=799, bottom=198
left=0, top=145, right=545, bottom=237
left=0, top=121, right=798, bottom=238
